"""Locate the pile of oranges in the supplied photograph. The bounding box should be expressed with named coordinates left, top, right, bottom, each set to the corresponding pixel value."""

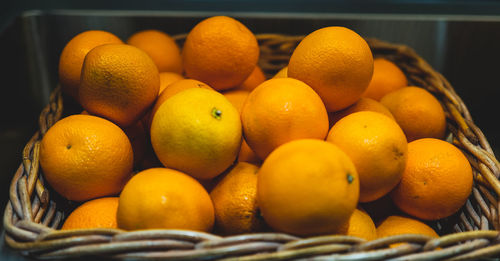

left=40, top=16, right=473, bottom=241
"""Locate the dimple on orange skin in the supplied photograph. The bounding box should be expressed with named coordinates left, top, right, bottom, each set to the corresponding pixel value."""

left=327, top=111, right=408, bottom=203
left=62, top=197, right=119, bottom=230
left=117, top=168, right=214, bottom=231
left=58, top=30, right=123, bottom=101
left=257, top=139, right=359, bottom=236
left=391, top=138, right=473, bottom=220
left=79, top=44, right=160, bottom=128
left=39, top=115, right=133, bottom=202
left=241, top=78, right=329, bottom=160
left=182, top=16, right=259, bottom=91
left=288, top=26, right=374, bottom=112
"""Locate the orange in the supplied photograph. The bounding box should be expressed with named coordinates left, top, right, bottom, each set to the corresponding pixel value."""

left=380, top=86, right=446, bottom=142
left=327, top=111, right=408, bottom=203
left=237, top=140, right=261, bottom=165
left=338, top=208, right=377, bottom=240
left=58, top=30, right=123, bottom=101
left=117, top=168, right=214, bottom=231
left=81, top=110, right=146, bottom=168
left=288, top=27, right=373, bottom=112
left=391, top=138, right=473, bottom=220
left=328, top=97, right=394, bottom=128
left=222, top=90, right=260, bottom=164
left=223, top=90, right=250, bottom=113
left=273, top=66, right=288, bottom=78
left=210, top=162, right=266, bottom=235
left=61, top=197, right=119, bottom=230
left=147, top=79, right=213, bottom=130
left=39, top=115, right=133, bottom=201
left=363, top=58, right=408, bottom=101
left=151, top=88, right=242, bottom=179
left=377, top=215, right=439, bottom=239
left=127, top=29, right=183, bottom=74
left=182, top=16, right=259, bottom=90
left=238, top=66, right=267, bottom=91
left=79, top=44, right=159, bottom=128
left=241, top=78, right=329, bottom=160
left=159, top=72, right=184, bottom=94
left=257, top=139, right=359, bottom=236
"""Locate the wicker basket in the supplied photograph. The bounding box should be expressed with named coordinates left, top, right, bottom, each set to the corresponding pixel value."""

left=4, top=34, right=500, bottom=260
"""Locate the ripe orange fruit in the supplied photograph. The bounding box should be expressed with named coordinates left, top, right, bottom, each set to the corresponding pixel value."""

left=380, top=87, right=446, bottom=142
left=257, top=139, right=359, bottom=236
left=61, top=197, right=119, bottom=230
left=210, top=162, right=266, bottom=235
left=363, top=58, right=408, bottom=101
left=238, top=140, right=261, bottom=165
left=117, top=168, right=214, bottom=231
left=159, top=72, right=184, bottom=94
left=81, top=110, right=146, bottom=168
left=39, top=115, right=133, bottom=201
left=288, top=27, right=373, bottom=112
left=391, top=138, right=473, bottom=220
left=238, top=66, right=267, bottom=91
left=338, top=208, right=377, bottom=240
left=58, top=30, right=123, bottom=101
left=222, top=89, right=250, bottom=114
left=182, top=16, right=259, bottom=90
left=273, top=66, right=288, bottom=78
left=327, top=111, right=408, bottom=203
left=328, top=97, right=394, bottom=128
left=127, top=29, right=183, bottom=74
left=241, top=78, right=329, bottom=160
left=377, top=215, right=439, bottom=239
left=151, top=88, right=242, bottom=179
left=148, top=79, right=213, bottom=130
left=79, top=44, right=159, bottom=128
left=222, top=90, right=260, bottom=164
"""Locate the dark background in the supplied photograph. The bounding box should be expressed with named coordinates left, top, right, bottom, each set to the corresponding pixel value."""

left=2, top=1, right=500, bottom=260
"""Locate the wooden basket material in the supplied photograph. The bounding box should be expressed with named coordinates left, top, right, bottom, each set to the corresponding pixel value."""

left=3, top=34, right=500, bottom=260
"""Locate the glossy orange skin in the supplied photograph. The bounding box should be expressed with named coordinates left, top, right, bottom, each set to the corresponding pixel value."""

left=257, top=139, right=359, bottom=236
left=327, top=111, right=408, bottom=203
left=241, top=78, right=329, bottom=160
left=117, top=168, right=214, bottom=231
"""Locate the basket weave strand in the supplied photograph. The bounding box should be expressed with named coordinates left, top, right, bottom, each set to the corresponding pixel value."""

left=3, top=34, right=500, bottom=260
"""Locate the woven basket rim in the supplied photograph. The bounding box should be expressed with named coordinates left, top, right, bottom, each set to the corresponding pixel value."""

left=3, top=34, right=500, bottom=260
